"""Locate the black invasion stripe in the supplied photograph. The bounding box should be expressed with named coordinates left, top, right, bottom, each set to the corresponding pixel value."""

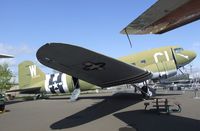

left=57, top=73, right=65, bottom=93
left=49, top=74, right=56, bottom=93
left=72, top=77, right=80, bottom=89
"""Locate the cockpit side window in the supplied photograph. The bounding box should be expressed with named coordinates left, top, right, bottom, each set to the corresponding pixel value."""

left=174, top=48, right=184, bottom=53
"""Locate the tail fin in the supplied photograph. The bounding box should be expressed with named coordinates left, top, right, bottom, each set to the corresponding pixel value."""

left=18, top=61, right=45, bottom=89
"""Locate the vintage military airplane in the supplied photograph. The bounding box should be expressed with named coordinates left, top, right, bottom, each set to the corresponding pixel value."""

left=7, top=46, right=196, bottom=100
left=36, top=44, right=196, bottom=100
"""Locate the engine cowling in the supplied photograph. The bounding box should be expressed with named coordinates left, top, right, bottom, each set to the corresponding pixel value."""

left=151, top=69, right=177, bottom=80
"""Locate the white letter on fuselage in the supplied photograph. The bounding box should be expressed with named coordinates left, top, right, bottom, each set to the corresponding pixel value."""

left=154, top=52, right=163, bottom=63
left=164, top=51, right=170, bottom=61
left=154, top=51, right=170, bottom=63
left=29, top=65, right=37, bottom=77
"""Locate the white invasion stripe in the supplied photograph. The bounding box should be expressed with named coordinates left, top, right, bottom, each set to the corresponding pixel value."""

left=53, top=73, right=60, bottom=93
left=62, top=74, right=68, bottom=93
left=45, top=74, right=51, bottom=93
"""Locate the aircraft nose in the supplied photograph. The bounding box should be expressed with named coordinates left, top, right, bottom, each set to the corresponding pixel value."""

left=189, top=51, right=197, bottom=61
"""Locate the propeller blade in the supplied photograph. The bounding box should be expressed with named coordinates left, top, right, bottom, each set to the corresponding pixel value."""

left=179, top=68, right=184, bottom=75
left=171, top=48, right=178, bottom=69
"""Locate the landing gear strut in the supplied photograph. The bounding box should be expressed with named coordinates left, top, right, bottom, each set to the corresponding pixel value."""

left=70, top=77, right=81, bottom=101
left=131, top=82, right=155, bottom=99
left=141, top=85, right=148, bottom=99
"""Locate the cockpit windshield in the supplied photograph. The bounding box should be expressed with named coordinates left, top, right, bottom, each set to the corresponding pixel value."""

left=174, top=48, right=184, bottom=53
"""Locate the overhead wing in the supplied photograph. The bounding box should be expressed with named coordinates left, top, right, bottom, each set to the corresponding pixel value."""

left=121, top=0, right=200, bottom=34
left=6, top=87, right=41, bottom=94
left=0, top=54, right=14, bottom=58
left=36, top=43, right=152, bottom=87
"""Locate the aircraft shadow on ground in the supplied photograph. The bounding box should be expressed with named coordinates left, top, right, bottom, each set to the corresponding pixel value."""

left=114, top=110, right=200, bottom=131
left=50, top=93, right=143, bottom=130
left=47, top=95, right=111, bottom=100
left=47, top=92, right=181, bottom=100
left=155, top=93, right=182, bottom=97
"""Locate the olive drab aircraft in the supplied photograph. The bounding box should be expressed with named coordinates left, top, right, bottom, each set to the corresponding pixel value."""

left=36, top=44, right=196, bottom=100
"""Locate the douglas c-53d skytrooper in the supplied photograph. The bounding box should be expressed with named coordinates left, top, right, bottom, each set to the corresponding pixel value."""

left=7, top=46, right=196, bottom=100
left=36, top=45, right=196, bottom=100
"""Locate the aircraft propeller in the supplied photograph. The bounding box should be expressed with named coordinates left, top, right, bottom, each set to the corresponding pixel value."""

left=171, top=48, right=184, bottom=74
left=170, top=48, right=178, bottom=69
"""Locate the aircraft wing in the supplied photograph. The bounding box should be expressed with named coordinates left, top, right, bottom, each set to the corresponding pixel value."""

left=6, top=87, right=41, bottom=94
left=0, top=54, right=14, bottom=58
left=121, top=0, right=200, bottom=34
left=37, top=43, right=152, bottom=87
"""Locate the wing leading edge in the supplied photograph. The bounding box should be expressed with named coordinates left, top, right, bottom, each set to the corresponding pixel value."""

left=36, top=43, right=152, bottom=87
left=0, top=54, right=14, bottom=58
left=121, top=0, right=200, bottom=34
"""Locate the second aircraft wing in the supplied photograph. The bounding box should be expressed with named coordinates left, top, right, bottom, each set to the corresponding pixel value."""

left=121, top=0, right=200, bottom=34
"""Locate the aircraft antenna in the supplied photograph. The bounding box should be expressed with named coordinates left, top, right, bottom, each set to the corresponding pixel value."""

left=171, top=48, right=186, bottom=74
left=124, top=28, right=133, bottom=48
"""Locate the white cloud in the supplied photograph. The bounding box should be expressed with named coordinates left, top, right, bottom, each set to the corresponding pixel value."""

left=0, top=43, right=35, bottom=56
left=0, top=43, right=37, bottom=82
left=191, top=42, right=200, bottom=51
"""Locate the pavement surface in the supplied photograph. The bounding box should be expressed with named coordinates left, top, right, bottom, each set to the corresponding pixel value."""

left=0, top=90, right=200, bottom=131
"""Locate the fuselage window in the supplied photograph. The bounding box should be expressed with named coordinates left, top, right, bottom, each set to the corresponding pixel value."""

left=132, top=63, right=136, bottom=65
left=140, top=60, right=146, bottom=64
left=174, top=48, right=184, bottom=53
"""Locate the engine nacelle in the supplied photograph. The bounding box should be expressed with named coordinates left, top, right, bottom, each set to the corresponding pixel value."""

left=151, top=69, right=177, bottom=80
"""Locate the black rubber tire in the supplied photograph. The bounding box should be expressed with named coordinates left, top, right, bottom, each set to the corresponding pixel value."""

left=0, top=104, right=5, bottom=112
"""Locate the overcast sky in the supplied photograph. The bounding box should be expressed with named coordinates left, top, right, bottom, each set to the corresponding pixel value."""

left=0, top=0, right=200, bottom=79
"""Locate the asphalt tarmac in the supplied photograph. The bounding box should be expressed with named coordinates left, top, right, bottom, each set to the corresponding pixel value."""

left=0, top=90, right=200, bottom=131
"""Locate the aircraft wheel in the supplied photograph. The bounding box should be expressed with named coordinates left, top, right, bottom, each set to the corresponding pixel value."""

left=0, top=104, right=5, bottom=112
left=141, top=86, right=148, bottom=98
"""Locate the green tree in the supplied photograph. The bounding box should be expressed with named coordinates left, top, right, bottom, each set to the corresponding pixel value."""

left=0, top=63, right=13, bottom=92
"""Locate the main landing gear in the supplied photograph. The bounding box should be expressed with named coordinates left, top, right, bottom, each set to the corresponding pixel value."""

left=70, top=77, right=81, bottom=101
left=131, top=82, right=155, bottom=99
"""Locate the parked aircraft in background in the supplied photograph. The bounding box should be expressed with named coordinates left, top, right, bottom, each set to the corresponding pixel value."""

left=0, top=54, right=13, bottom=58
left=36, top=44, right=196, bottom=100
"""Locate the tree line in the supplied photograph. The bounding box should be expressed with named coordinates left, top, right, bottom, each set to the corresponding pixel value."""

left=0, top=63, right=13, bottom=93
